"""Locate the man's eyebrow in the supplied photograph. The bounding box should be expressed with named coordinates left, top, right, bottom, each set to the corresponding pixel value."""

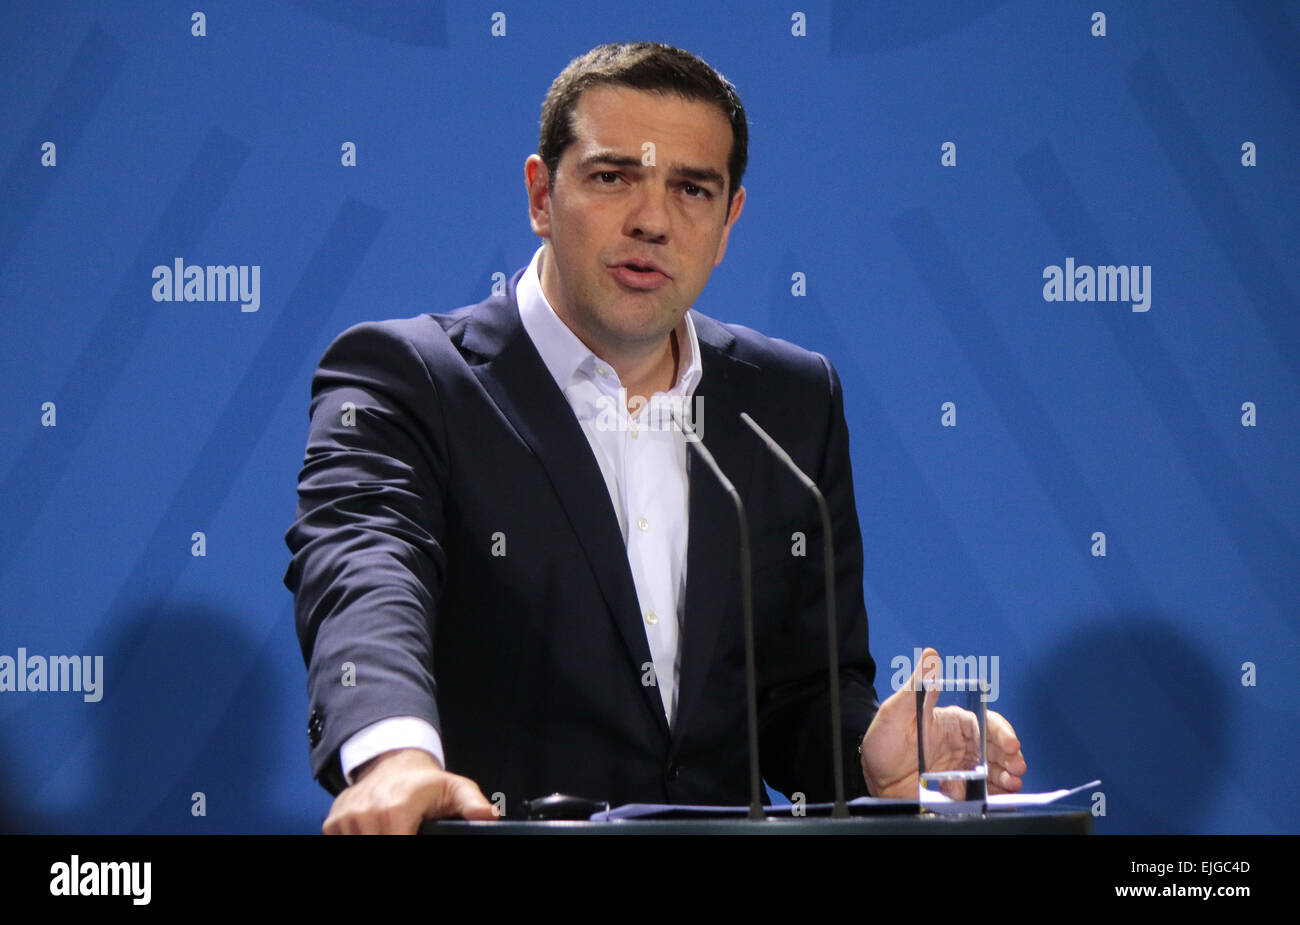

left=576, top=150, right=727, bottom=189
left=576, top=150, right=643, bottom=170
left=668, top=164, right=726, bottom=189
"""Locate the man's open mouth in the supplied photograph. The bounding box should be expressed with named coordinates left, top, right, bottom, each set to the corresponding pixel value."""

left=615, top=259, right=669, bottom=277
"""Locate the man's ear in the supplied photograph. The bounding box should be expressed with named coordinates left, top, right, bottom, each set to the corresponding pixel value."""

left=525, top=155, right=552, bottom=238
left=712, top=185, right=745, bottom=266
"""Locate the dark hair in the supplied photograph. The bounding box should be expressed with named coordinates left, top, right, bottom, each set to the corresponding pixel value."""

left=538, top=42, right=748, bottom=205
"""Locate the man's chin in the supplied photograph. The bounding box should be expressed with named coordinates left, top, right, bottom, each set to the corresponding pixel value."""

left=603, top=318, right=682, bottom=352
left=596, top=302, right=682, bottom=344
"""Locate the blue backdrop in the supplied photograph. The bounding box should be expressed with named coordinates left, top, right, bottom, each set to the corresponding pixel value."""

left=1, top=0, right=1296, bottom=834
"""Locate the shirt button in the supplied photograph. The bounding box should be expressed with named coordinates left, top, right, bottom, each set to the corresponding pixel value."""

left=644, top=609, right=659, bottom=625
left=637, top=516, right=649, bottom=531
left=630, top=427, right=639, bottom=440
left=596, top=364, right=610, bottom=377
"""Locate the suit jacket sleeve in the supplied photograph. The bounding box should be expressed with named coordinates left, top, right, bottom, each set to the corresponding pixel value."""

left=283, top=321, right=449, bottom=795
left=756, top=353, right=880, bottom=801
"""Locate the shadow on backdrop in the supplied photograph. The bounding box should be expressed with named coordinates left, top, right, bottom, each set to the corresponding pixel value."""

left=44, top=601, right=315, bottom=833
left=1021, top=616, right=1234, bottom=834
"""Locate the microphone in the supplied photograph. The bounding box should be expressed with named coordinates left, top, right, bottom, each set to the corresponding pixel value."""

left=739, top=412, right=849, bottom=819
left=670, top=407, right=765, bottom=821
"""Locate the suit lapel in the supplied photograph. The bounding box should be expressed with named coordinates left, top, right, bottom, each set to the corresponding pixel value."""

left=461, top=272, right=669, bottom=740
left=674, top=313, right=760, bottom=746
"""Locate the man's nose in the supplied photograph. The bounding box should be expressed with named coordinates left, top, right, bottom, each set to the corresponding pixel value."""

left=625, top=183, right=669, bottom=240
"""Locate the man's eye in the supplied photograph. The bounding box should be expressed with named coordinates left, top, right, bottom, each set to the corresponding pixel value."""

left=683, top=183, right=711, bottom=199
left=595, top=171, right=620, bottom=183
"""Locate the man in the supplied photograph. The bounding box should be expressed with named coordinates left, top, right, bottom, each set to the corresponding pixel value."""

left=284, top=42, right=1026, bottom=834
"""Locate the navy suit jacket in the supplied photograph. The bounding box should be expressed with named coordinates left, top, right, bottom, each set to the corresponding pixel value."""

left=284, top=269, right=879, bottom=806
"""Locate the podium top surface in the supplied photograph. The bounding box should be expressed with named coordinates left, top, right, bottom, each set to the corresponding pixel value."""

left=423, top=809, right=1092, bottom=835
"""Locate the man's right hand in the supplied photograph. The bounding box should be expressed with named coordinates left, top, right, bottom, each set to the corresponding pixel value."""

left=322, top=748, right=498, bottom=834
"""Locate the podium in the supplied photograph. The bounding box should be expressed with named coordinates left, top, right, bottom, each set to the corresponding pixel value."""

left=423, top=809, right=1091, bottom=835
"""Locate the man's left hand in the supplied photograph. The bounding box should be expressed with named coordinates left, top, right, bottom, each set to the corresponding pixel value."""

left=860, top=647, right=1027, bottom=799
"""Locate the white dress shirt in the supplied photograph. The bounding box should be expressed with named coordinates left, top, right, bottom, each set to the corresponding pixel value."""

left=339, top=245, right=701, bottom=783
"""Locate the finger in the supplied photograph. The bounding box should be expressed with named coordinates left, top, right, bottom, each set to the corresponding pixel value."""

left=986, top=747, right=1025, bottom=794
left=329, top=791, right=414, bottom=835
left=887, top=646, right=939, bottom=715
left=987, top=710, right=1021, bottom=754
left=986, top=711, right=1027, bottom=776
left=931, top=706, right=982, bottom=769
left=941, top=778, right=965, bottom=801
left=960, top=708, right=982, bottom=766
left=991, top=749, right=1027, bottom=778
left=329, top=809, right=376, bottom=835
left=987, top=762, right=1024, bottom=794
left=446, top=775, right=499, bottom=820
left=917, top=647, right=942, bottom=734
left=918, top=646, right=941, bottom=689
left=323, top=797, right=357, bottom=835
left=351, top=803, right=388, bottom=834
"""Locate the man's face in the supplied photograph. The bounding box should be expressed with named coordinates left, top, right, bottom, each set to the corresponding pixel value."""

left=526, top=85, right=745, bottom=355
